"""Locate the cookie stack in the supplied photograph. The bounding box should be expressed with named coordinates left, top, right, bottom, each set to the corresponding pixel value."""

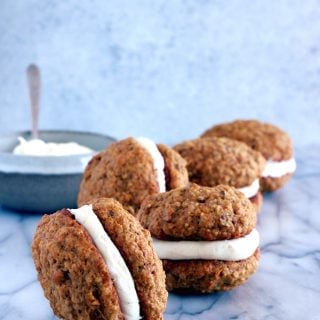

left=32, top=198, right=167, bottom=319
left=32, top=119, right=296, bottom=317
left=137, top=183, right=260, bottom=292
left=201, top=119, right=296, bottom=192
left=174, top=137, right=266, bottom=211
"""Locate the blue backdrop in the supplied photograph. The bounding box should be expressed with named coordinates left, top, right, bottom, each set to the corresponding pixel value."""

left=1, top=0, right=319, bottom=146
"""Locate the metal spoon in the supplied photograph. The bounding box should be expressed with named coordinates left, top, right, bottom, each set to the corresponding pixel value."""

left=27, top=64, right=41, bottom=139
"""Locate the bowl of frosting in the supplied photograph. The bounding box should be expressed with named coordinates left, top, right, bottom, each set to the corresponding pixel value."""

left=0, top=130, right=115, bottom=212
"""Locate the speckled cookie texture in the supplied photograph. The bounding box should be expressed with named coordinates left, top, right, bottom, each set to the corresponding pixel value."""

left=157, top=144, right=189, bottom=190
left=173, top=137, right=265, bottom=210
left=137, top=184, right=259, bottom=293
left=138, top=184, right=256, bottom=241
left=174, top=137, right=265, bottom=189
left=201, top=119, right=293, bottom=161
left=201, top=119, right=295, bottom=191
left=260, top=173, right=292, bottom=192
left=163, top=249, right=260, bottom=293
left=32, top=198, right=167, bottom=320
left=92, top=198, right=167, bottom=319
left=78, top=137, right=188, bottom=215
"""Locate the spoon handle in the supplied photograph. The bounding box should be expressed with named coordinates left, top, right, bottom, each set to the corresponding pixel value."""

left=27, top=64, right=41, bottom=139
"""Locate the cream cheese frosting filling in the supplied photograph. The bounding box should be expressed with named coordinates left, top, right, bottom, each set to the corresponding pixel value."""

left=135, top=137, right=166, bottom=192
left=153, top=228, right=259, bottom=261
left=262, top=158, right=296, bottom=178
left=69, top=205, right=140, bottom=320
left=237, top=179, right=260, bottom=199
left=13, top=137, right=93, bottom=156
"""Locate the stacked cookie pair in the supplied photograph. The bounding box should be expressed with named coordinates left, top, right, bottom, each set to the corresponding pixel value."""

left=200, top=119, right=296, bottom=192
left=174, top=137, right=265, bottom=211
left=32, top=120, right=295, bottom=319
left=33, top=198, right=167, bottom=320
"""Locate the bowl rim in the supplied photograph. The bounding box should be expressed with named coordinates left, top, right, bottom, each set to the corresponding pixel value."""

left=0, top=129, right=115, bottom=142
left=0, top=129, right=116, bottom=174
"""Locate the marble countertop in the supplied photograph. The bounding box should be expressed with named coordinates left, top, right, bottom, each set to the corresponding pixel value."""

left=0, top=145, right=319, bottom=320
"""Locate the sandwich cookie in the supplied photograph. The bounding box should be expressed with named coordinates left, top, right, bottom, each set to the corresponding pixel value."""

left=174, top=137, right=265, bottom=211
left=78, top=137, right=189, bottom=214
left=201, top=119, right=296, bottom=191
left=137, top=184, right=260, bottom=293
left=32, top=198, right=167, bottom=320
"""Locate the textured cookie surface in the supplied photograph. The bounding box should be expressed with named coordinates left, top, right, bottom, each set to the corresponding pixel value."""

left=32, top=209, right=123, bottom=320
left=260, top=173, right=293, bottom=192
left=174, top=137, right=265, bottom=188
left=78, top=138, right=188, bottom=214
left=137, top=184, right=256, bottom=241
left=92, top=198, right=167, bottom=320
left=201, top=119, right=293, bottom=161
left=163, top=249, right=260, bottom=292
left=157, top=144, right=189, bottom=190
left=78, top=138, right=159, bottom=214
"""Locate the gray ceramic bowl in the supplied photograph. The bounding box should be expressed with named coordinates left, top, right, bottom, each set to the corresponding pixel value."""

left=0, top=130, right=116, bottom=213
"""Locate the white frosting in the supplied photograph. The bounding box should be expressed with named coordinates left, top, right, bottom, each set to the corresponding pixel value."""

left=69, top=205, right=140, bottom=320
left=237, top=179, right=260, bottom=198
left=135, top=137, right=166, bottom=192
left=13, top=137, right=93, bottom=156
left=153, top=228, right=259, bottom=261
left=262, top=158, right=296, bottom=178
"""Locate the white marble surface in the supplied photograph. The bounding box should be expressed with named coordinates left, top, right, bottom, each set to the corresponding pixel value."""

left=0, top=145, right=319, bottom=319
